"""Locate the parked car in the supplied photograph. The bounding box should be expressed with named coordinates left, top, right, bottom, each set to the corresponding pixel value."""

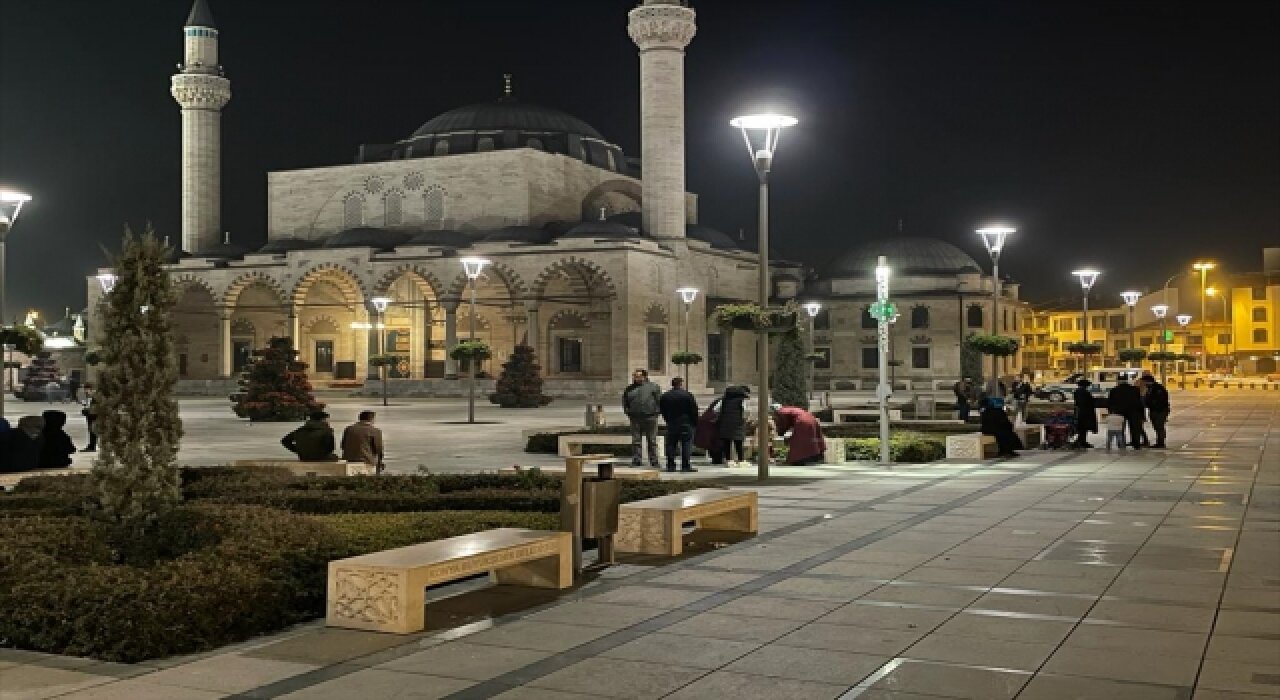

left=1042, top=368, right=1143, bottom=400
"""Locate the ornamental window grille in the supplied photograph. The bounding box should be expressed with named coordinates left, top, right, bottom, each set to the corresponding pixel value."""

left=424, top=186, right=445, bottom=226
left=404, top=172, right=425, bottom=190
left=384, top=189, right=404, bottom=226
left=342, top=193, right=364, bottom=228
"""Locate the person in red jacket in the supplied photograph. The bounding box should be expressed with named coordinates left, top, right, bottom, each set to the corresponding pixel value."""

left=772, top=404, right=826, bottom=466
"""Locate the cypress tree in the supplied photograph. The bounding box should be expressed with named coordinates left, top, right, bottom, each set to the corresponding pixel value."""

left=771, top=329, right=809, bottom=409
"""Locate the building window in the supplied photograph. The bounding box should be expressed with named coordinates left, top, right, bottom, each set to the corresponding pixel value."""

left=557, top=337, right=583, bottom=373
left=526, top=137, right=543, bottom=150
left=1255, top=329, right=1269, bottom=344
left=861, top=347, right=878, bottom=369
left=424, top=186, right=445, bottom=226
left=1217, top=333, right=1231, bottom=345
left=910, top=306, right=929, bottom=329
left=1091, top=315, right=1106, bottom=330
left=707, top=334, right=725, bottom=381
left=433, top=140, right=449, bottom=156
left=911, top=347, right=930, bottom=369
left=1115, top=339, right=1128, bottom=351
left=1139, top=335, right=1153, bottom=346
left=1074, top=318, right=1084, bottom=331
left=966, top=306, right=983, bottom=329
left=1189, top=335, right=1203, bottom=345
left=383, top=189, right=403, bottom=226
left=1254, top=307, right=1268, bottom=322
left=862, top=307, right=877, bottom=329
left=813, top=309, right=830, bottom=331
left=1109, top=315, right=1125, bottom=331
left=477, top=137, right=495, bottom=152
left=812, top=346, right=831, bottom=370
left=646, top=329, right=665, bottom=373
left=1252, top=286, right=1267, bottom=301
left=342, top=193, right=364, bottom=228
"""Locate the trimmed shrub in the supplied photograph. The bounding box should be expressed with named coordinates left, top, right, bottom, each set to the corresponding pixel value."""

left=845, top=433, right=947, bottom=462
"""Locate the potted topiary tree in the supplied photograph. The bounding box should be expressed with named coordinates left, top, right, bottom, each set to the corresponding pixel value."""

left=712, top=303, right=797, bottom=333
left=1118, top=348, right=1147, bottom=364
left=1065, top=341, right=1103, bottom=371
left=670, top=351, right=703, bottom=367
left=489, top=344, right=552, bottom=407
left=449, top=340, right=492, bottom=376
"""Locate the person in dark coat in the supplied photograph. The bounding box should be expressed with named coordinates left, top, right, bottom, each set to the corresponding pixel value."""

left=717, top=385, right=749, bottom=466
left=980, top=399, right=1024, bottom=457
left=37, top=410, right=75, bottom=468
left=659, top=378, right=700, bottom=472
left=1142, top=374, right=1171, bottom=448
left=2, top=416, right=44, bottom=473
left=693, top=396, right=724, bottom=464
left=1073, top=379, right=1098, bottom=448
left=281, top=411, right=338, bottom=461
left=622, top=369, right=663, bottom=468
left=0, top=418, right=11, bottom=472
left=1106, top=377, right=1146, bottom=449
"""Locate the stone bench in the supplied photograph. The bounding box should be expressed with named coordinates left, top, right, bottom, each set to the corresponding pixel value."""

left=945, top=426, right=1041, bottom=459
left=617, top=488, right=758, bottom=557
left=499, top=464, right=661, bottom=481
left=557, top=433, right=665, bottom=461
left=326, top=528, right=571, bottom=634
left=832, top=408, right=903, bottom=423
left=232, top=459, right=374, bottom=477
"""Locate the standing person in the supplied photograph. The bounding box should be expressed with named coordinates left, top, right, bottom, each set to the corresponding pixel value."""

left=772, top=403, right=826, bottom=465
left=694, top=394, right=724, bottom=464
left=281, top=411, right=339, bottom=461
left=717, top=385, right=749, bottom=467
left=37, top=410, right=76, bottom=468
left=659, top=378, right=699, bottom=472
left=1107, top=377, right=1146, bottom=449
left=1073, top=379, right=1098, bottom=448
left=954, top=377, right=973, bottom=421
left=80, top=384, right=98, bottom=453
left=341, top=410, right=385, bottom=473
left=68, top=373, right=81, bottom=404
left=1142, top=374, right=1171, bottom=448
left=1011, top=377, right=1033, bottom=424
left=622, top=368, right=662, bottom=468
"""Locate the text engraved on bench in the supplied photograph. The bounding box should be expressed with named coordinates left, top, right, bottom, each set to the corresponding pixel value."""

left=424, top=540, right=562, bottom=582
left=332, top=568, right=402, bottom=625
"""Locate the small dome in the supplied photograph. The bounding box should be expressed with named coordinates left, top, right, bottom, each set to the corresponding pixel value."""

left=481, top=226, right=554, bottom=245
left=413, top=100, right=604, bottom=141
left=562, top=220, right=638, bottom=240
left=404, top=230, right=472, bottom=248
left=687, top=224, right=739, bottom=250
left=323, top=227, right=412, bottom=251
left=193, top=240, right=252, bottom=259
left=606, top=211, right=643, bottom=230
left=257, top=237, right=320, bottom=254
left=830, top=237, right=982, bottom=276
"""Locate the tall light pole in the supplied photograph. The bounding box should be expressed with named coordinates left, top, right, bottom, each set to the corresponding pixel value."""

left=874, top=258, right=893, bottom=466
left=802, top=301, right=821, bottom=403
left=1121, top=290, right=1141, bottom=361
left=1152, top=304, right=1169, bottom=384
left=676, top=287, right=699, bottom=383
left=1206, top=287, right=1230, bottom=372
left=460, top=257, right=490, bottom=424
left=1176, top=313, right=1192, bottom=382
left=0, top=191, right=32, bottom=420
left=1193, top=262, right=1214, bottom=370
left=1073, top=269, right=1100, bottom=371
left=371, top=296, right=391, bottom=407
left=977, top=226, right=1014, bottom=385
left=731, top=112, right=796, bottom=481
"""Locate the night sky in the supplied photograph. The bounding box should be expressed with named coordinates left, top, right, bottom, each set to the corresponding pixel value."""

left=1, top=0, right=1277, bottom=320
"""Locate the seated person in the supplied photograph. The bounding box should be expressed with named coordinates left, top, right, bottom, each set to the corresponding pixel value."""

left=37, top=410, right=75, bottom=468
left=979, top=399, right=1023, bottom=457
left=281, top=411, right=339, bottom=461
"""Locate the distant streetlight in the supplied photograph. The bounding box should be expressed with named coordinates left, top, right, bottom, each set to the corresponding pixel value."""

left=1205, top=287, right=1230, bottom=372
left=0, top=190, right=32, bottom=418
left=676, top=287, right=699, bottom=382
left=460, top=256, right=491, bottom=424
left=802, top=301, right=821, bottom=402
left=370, top=296, right=392, bottom=406
left=1120, top=290, right=1141, bottom=357
left=1152, top=303, right=1169, bottom=384
left=1176, top=313, right=1193, bottom=381
left=1193, top=262, right=1214, bottom=370
left=731, top=112, right=796, bottom=481
left=1072, top=269, right=1100, bottom=371
left=976, top=225, right=1015, bottom=386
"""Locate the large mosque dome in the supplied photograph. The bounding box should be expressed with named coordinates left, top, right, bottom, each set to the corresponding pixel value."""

left=830, top=237, right=982, bottom=276
left=411, top=100, right=605, bottom=142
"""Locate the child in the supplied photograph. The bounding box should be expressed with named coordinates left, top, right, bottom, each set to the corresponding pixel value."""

left=1105, top=411, right=1126, bottom=451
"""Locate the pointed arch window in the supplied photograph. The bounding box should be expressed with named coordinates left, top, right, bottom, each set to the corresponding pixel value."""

left=424, top=186, right=446, bottom=227
left=383, top=189, right=404, bottom=226
left=911, top=306, right=929, bottom=329
left=342, top=193, right=365, bottom=228
left=967, top=305, right=984, bottom=329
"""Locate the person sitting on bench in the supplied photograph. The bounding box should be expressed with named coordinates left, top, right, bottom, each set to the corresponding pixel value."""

left=282, top=411, right=339, bottom=461
left=979, top=398, right=1023, bottom=457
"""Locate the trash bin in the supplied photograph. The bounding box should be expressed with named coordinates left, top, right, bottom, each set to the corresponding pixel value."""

left=581, top=462, right=621, bottom=565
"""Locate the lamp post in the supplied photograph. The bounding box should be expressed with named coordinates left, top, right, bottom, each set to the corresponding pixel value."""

left=802, top=301, right=821, bottom=403
left=731, top=112, right=796, bottom=481
left=1193, top=262, right=1214, bottom=371
left=0, top=191, right=31, bottom=420
left=1152, top=304, right=1169, bottom=384
left=1176, top=313, right=1192, bottom=383
left=460, top=257, right=490, bottom=424
left=676, top=287, right=699, bottom=383
left=371, top=296, right=391, bottom=407
left=1205, top=287, right=1230, bottom=373
left=874, top=258, right=892, bottom=466
left=1072, top=269, right=1100, bottom=371
left=1121, top=290, right=1141, bottom=361
left=976, top=226, right=1014, bottom=384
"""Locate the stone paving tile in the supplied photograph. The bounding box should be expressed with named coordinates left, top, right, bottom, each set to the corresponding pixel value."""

left=585, top=585, right=712, bottom=609
left=1060, top=624, right=1207, bottom=658
left=861, top=583, right=985, bottom=609
left=1041, top=645, right=1203, bottom=686
left=931, top=612, right=1077, bottom=645
left=757, top=575, right=884, bottom=601
left=776, top=622, right=927, bottom=656
left=1205, top=635, right=1280, bottom=665
left=376, top=642, right=551, bottom=681
left=0, top=664, right=113, bottom=699
left=903, top=632, right=1057, bottom=671
left=645, top=568, right=762, bottom=588
left=1084, top=599, right=1218, bottom=632
left=243, top=626, right=412, bottom=665
left=462, top=620, right=613, bottom=653
left=1213, top=609, right=1280, bottom=638
left=522, top=602, right=668, bottom=629
left=488, top=687, right=605, bottom=699
left=662, top=670, right=849, bottom=700
left=861, top=659, right=1031, bottom=699
left=1017, top=673, right=1188, bottom=700
left=50, top=680, right=227, bottom=700
left=708, top=593, right=844, bottom=621
left=598, top=632, right=759, bottom=669
left=133, top=655, right=317, bottom=694
left=1197, top=659, right=1280, bottom=696
left=277, top=667, right=473, bottom=699
left=526, top=657, right=707, bottom=699
left=968, top=591, right=1096, bottom=618
left=724, top=643, right=886, bottom=685
left=659, top=611, right=806, bottom=643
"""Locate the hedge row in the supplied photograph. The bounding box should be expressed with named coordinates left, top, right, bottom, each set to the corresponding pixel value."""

left=845, top=433, right=947, bottom=462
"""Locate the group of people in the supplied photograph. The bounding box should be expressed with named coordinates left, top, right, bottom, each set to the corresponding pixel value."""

left=280, top=410, right=386, bottom=470
left=623, top=368, right=826, bottom=471
left=1073, top=372, right=1171, bottom=449
left=0, top=385, right=98, bottom=473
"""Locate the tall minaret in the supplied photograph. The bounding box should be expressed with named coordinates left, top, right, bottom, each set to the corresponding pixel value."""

left=628, top=1, right=696, bottom=240
left=171, top=0, right=230, bottom=254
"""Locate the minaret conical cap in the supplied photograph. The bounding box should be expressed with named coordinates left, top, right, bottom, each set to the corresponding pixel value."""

left=185, top=0, right=216, bottom=28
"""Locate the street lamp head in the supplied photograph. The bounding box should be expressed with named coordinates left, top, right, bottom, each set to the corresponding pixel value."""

left=0, top=190, right=32, bottom=231
left=1072, top=268, right=1100, bottom=290
left=1176, top=313, right=1192, bottom=327
left=875, top=262, right=890, bottom=283
left=730, top=113, right=797, bottom=173
left=1192, top=261, right=1215, bottom=272
left=459, top=256, right=491, bottom=280
left=1121, top=291, right=1141, bottom=307
left=676, top=287, right=699, bottom=304
left=1204, top=287, right=1217, bottom=297
left=802, top=301, right=823, bottom=317
left=370, top=296, right=392, bottom=313
left=975, top=226, right=1016, bottom=255
left=1151, top=304, right=1169, bottom=319
left=96, top=272, right=118, bottom=293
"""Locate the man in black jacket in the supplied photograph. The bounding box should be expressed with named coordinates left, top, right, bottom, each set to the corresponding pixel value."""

left=1106, top=378, right=1147, bottom=448
left=1141, top=374, right=1171, bottom=448
left=659, top=378, right=700, bottom=472
left=1073, top=380, right=1098, bottom=448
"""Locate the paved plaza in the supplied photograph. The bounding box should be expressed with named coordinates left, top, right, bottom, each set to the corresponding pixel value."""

left=1, top=389, right=1277, bottom=699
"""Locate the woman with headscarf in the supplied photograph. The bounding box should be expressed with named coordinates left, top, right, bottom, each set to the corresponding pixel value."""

left=979, top=398, right=1024, bottom=457
left=771, top=404, right=826, bottom=465
left=716, top=385, right=749, bottom=467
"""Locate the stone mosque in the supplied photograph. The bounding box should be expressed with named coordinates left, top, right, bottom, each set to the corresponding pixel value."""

left=87, top=0, right=1024, bottom=396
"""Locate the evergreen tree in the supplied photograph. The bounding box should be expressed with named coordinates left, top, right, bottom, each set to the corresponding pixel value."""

left=960, top=334, right=985, bottom=384
left=90, top=226, right=184, bottom=524
left=489, top=344, right=552, bottom=408
left=231, top=337, right=324, bottom=421
left=19, top=351, right=61, bottom=400
left=771, top=329, right=809, bottom=409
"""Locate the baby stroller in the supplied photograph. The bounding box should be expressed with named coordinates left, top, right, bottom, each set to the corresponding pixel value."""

left=1041, top=409, right=1075, bottom=449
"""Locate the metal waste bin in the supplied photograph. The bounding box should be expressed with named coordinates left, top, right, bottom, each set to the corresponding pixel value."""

left=581, top=462, right=621, bottom=565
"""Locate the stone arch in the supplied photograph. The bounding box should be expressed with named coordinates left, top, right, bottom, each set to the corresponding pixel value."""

left=445, top=261, right=527, bottom=299
left=291, top=263, right=368, bottom=308
left=581, top=179, right=643, bottom=221
left=171, top=272, right=219, bottom=301
left=373, top=264, right=444, bottom=300
left=530, top=257, right=618, bottom=301
left=222, top=270, right=288, bottom=308
left=231, top=318, right=255, bottom=335
left=172, top=280, right=220, bottom=379
left=304, top=314, right=339, bottom=334
left=548, top=309, right=591, bottom=330
left=373, top=264, right=444, bottom=379
left=643, top=302, right=669, bottom=325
